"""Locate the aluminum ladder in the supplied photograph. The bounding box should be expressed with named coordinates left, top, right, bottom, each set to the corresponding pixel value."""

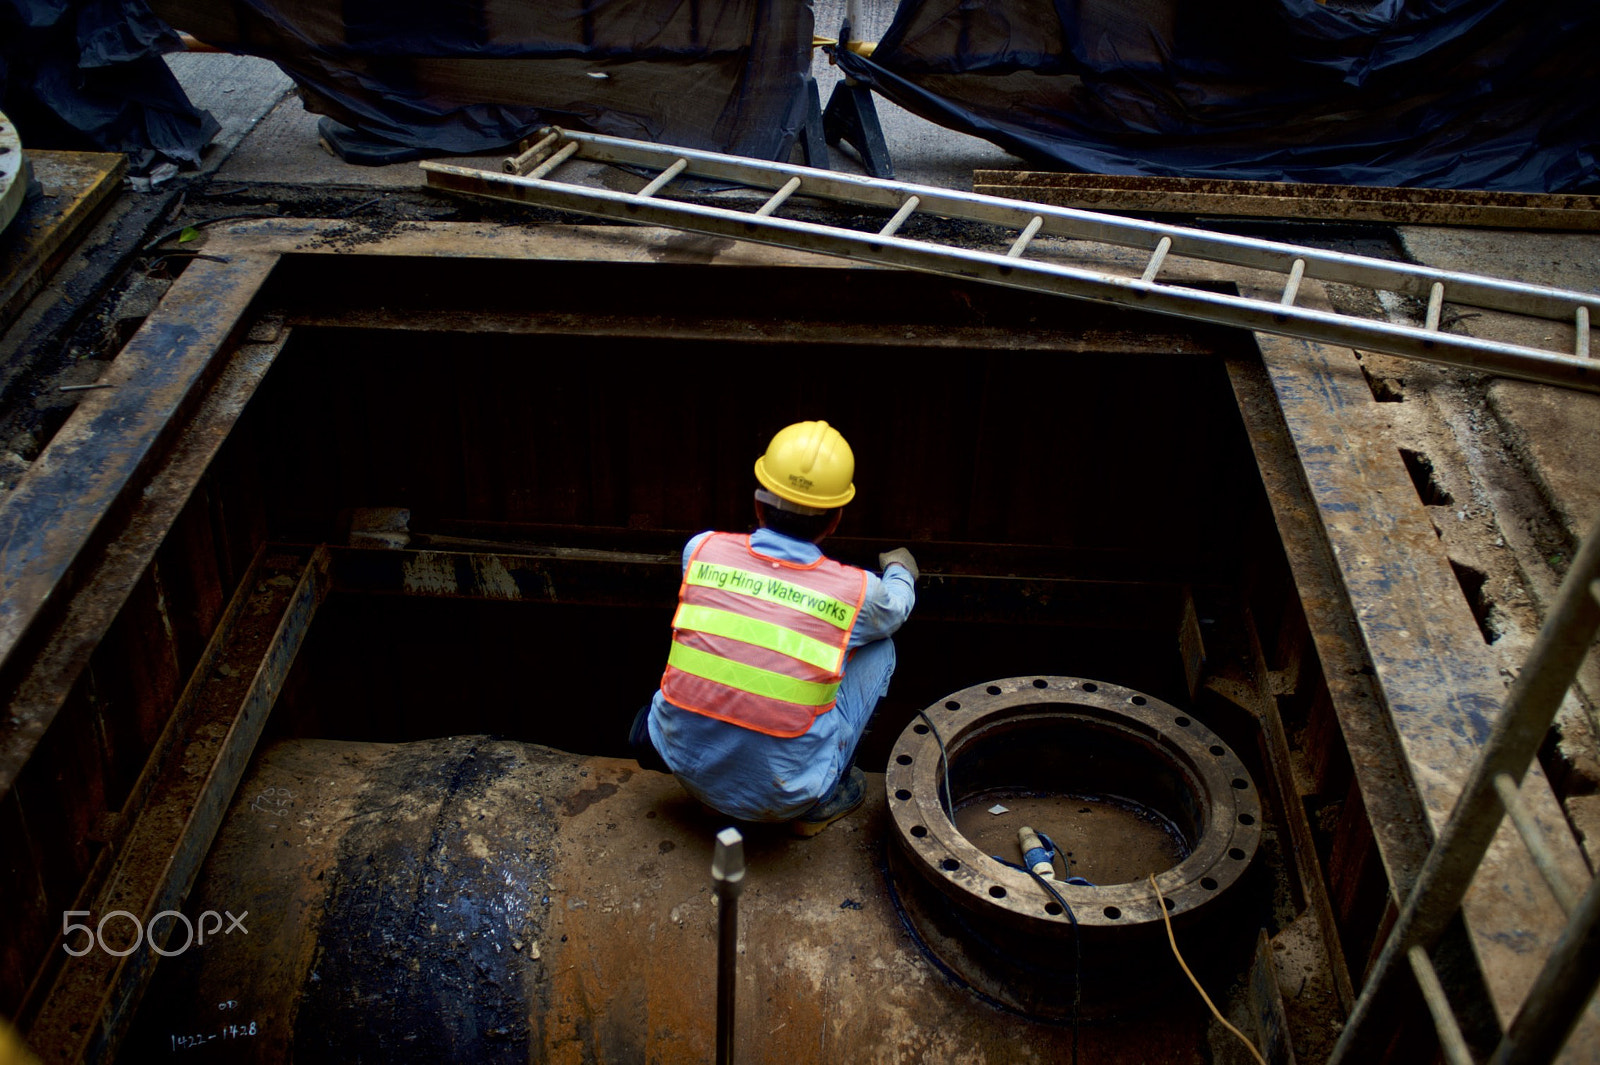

left=1330, top=510, right=1600, bottom=1064
left=422, top=127, right=1600, bottom=393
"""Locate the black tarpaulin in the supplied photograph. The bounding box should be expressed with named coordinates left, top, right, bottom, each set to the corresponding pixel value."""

left=0, top=0, right=219, bottom=174
left=147, top=0, right=815, bottom=163
left=833, top=0, right=1599, bottom=192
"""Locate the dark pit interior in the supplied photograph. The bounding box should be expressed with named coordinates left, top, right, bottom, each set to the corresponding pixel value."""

left=209, top=258, right=1283, bottom=768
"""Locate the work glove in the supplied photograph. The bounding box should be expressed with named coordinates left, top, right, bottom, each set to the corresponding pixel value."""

left=879, top=548, right=919, bottom=583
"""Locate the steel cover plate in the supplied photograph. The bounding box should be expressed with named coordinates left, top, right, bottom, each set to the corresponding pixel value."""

left=0, top=111, right=25, bottom=235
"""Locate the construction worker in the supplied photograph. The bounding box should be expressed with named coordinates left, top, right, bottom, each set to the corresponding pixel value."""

left=630, top=420, right=917, bottom=836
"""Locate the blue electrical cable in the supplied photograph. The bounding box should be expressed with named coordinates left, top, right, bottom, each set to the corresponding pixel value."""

left=916, top=708, right=1083, bottom=1064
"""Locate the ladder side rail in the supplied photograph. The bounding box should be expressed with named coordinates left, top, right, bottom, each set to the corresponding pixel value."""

left=1489, top=868, right=1600, bottom=1065
left=1330, top=510, right=1600, bottom=1064
left=540, top=129, right=1600, bottom=322
left=1493, top=772, right=1584, bottom=915
left=1409, top=946, right=1477, bottom=1065
left=421, top=160, right=1600, bottom=393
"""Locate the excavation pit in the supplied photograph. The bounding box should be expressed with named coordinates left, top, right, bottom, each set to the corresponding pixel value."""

left=886, top=676, right=1262, bottom=1020
left=3, top=224, right=1367, bottom=1061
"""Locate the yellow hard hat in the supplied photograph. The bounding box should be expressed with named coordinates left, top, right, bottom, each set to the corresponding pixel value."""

left=753, top=421, right=856, bottom=508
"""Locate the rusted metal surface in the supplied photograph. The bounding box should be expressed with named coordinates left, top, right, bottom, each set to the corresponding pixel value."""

left=1249, top=929, right=1297, bottom=1065
left=1204, top=614, right=1357, bottom=1013
left=0, top=150, right=127, bottom=331
left=1, top=331, right=286, bottom=1024
left=0, top=330, right=287, bottom=798
left=972, top=172, right=1600, bottom=231
left=1244, top=323, right=1599, bottom=1056
left=1333, top=509, right=1600, bottom=1063
left=886, top=676, right=1261, bottom=1020
left=0, top=251, right=278, bottom=691
left=26, top=547, right=328, bottom=1064
left=1223, top=352, right=1434, bottom=897
left=127, top=737, right=1254, bottom=1062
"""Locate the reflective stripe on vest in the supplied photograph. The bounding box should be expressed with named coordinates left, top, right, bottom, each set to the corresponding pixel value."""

left=661, top=533, right=869, bottom=737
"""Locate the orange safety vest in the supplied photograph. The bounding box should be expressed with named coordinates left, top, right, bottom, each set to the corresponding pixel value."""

left=661, top=532, right=870, bottom=737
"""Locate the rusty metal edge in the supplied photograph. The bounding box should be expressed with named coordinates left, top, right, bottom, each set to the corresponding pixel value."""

left=973, top=174, right=1600, bottom=231
left=0, top=330, right=291, bottom=799
left=279, top=307, right=1220, bottom=354
left=1207, top=592, right=1358, bottom=1012
left=324, top=544, right=1194, bottom=631
left=1222, top=351, right=1435, bottom=892
left=25, top=546, right=329, bottom=1065
left=1250, top=927, right=1299, bottom=1065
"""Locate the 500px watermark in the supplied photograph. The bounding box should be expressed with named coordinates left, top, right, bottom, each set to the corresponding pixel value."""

left=62, top=910, right=248, bottom=957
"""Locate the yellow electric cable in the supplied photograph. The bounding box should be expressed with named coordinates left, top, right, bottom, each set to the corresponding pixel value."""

left=1149, top=874, right=1268, bottom=1065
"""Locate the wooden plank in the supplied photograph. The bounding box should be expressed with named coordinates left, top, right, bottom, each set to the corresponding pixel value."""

left=974, top=172, right=1600, bottom=231
left=0, top=151, right=126, bottom=331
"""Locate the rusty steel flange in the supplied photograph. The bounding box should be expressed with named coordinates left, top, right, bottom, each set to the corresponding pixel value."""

left=884, top=675, right=1262, bottom=1019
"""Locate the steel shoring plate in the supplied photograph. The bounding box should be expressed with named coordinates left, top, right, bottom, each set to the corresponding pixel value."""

left=0, top=111, right=25, bottom=235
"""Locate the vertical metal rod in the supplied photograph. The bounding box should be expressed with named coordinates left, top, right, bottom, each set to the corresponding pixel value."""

left=1140, top=236, right=1173, bottom=284
left=1493, top=772, right=1580, bottom=914
left=1578, top=306, right=1591, bottom=359
left=1426, top=281, right=1446, bottom=331
left=1330, top=510, right=1600, bottom=1063
left=756, top=177, right=803, bottom=218
left=1408, top=946, right=1476, bottom=1065
left=1008, top=215, right=1045, bottom=259
left=527, top=140, right=581, bottom=181
left=1488, top=865, right=1600, bottom=1065
left=878, top=195, right=920, bottom=237
left=503, top=130, right=560, bottom=175
left=1281, top=258, right=1307, bottom=307
left=713, top=827, right=745, bottom=1065
left=637, top=158, right=689, bottom=199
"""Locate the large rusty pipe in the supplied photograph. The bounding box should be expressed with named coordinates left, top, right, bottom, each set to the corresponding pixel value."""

left=120, top=737, right=1255, bottom=1062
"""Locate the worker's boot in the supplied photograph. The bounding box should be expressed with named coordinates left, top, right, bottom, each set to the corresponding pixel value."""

left=790, top=766, right=865, bottom=837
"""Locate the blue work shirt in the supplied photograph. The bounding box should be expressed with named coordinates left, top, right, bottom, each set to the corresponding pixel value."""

left=648, top=527, right=916, bottom=821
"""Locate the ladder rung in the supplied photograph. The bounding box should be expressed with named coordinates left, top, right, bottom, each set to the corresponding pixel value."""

left=1579, top=306, right=1591, bottom=359
left=1140, top=236, right=1173, bottom=284
left=756, top=176, right=803, bottom=218
left=1007, top=215, right=1044, bottom=259
left=526, top=140, right=581, bottom=181
left=1494, top=772, right=1582, bottom=914
left=878, top=195, right=920, bottom=237
left=1282, top=258, right=1307, bottom=307
left=1408, top=946, right=1476, bottom=1065
left=636, top=157, right=689, bottom=199
left=1426, top=281, right=1446, bottom=332
left=503, top=130, right=560, bottom=175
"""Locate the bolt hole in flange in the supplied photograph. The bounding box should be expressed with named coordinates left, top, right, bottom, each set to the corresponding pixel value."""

left=884, top=676, right=1262, bottom=1020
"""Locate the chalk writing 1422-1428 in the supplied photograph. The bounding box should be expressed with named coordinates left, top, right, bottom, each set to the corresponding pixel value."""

left=171, top=1021, right=258, bottom=1052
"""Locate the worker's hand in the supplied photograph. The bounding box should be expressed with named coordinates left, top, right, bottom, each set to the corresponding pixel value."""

left=879, top=548, right=919, bottom=583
